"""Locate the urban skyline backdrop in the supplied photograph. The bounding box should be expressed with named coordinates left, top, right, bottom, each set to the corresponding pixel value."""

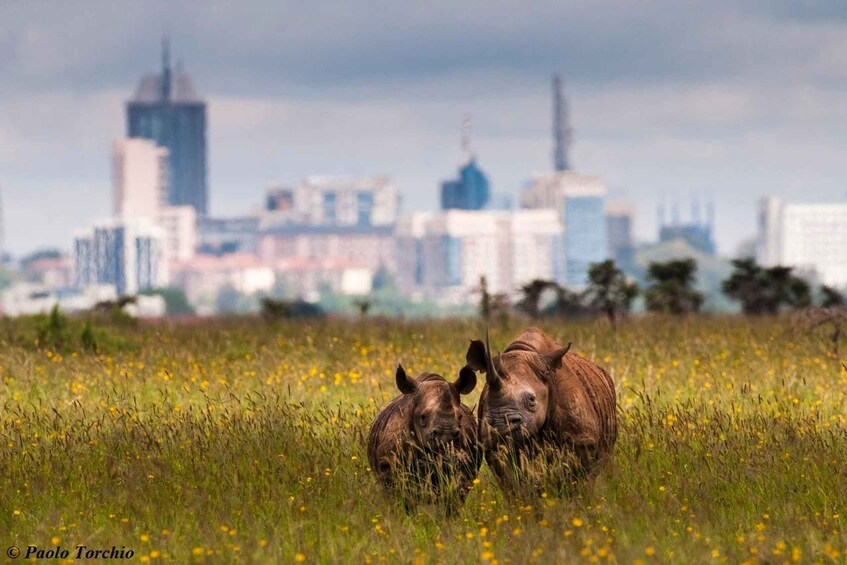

left=3, top=1, right=847, bottom=256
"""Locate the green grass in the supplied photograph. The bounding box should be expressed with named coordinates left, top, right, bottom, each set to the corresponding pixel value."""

left=2, top=315, right=847, bottom=563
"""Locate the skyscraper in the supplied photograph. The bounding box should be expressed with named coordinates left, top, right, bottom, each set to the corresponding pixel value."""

left=520, top=172, right=608, bottom=288
left=113, top=138, right=169, bottom=219
left=440, top=115, right=491, bottom=211
left=126, top=38, right=208, bottom=215
left=74, top=218, right=167, bottom=295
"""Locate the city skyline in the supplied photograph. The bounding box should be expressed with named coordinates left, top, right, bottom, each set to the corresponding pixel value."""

left=3, top=1, right=847, bottom=256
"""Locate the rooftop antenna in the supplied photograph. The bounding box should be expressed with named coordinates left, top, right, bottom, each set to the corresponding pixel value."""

left=692, top=193, right=701, bottom=226
left=161, top=35, right=172, bottom=101
left=552, top=74, right=572, bottom=172
left=461, top=113, right=472, bottom=158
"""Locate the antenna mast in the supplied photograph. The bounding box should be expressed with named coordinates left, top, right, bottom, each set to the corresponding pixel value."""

left=553, top=74, right=572, bottom=171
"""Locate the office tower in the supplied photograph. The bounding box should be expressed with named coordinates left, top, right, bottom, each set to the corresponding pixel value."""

left=440, top=115, right=491, bottom=210
left=73, top=218, right=167, bottom=295
left=605, top=201, right=635, bottom=273
left=395, top=209, right=562, bottom=301
left=263, top=176, right=398, bottom=227
left=126, top=38, right=208, bottom=215
left=520, top=171, right=608, bottom=288
left=657, top=196, right=716, bottom=255
left=113, top=138, right=169, bottom=219
left=757, top=197, right=847, bottom=287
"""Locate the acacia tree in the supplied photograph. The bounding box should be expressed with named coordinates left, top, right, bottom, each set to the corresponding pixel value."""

left=821, top=285, right=846, bottom=308
left=516, top=279, right=557, bottom=319
left=644, top=258, right=704, bottom=315
left=584, top=259, right=638, bottom=324
left=722, top=258, right=811, bottom=315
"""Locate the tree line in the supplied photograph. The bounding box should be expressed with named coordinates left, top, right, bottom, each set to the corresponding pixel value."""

left=480, top=257, right=846, bottom=323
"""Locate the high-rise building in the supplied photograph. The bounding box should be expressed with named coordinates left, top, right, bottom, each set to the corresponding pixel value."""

left=395, top=209, right=562, bottom=302
left=74, top=218, right=167, bottom=295
left=605, top=201, right=635, bottom=273
left=262, top=176, right=398, bottom=228
left=441, top=159, right=491, bottom=210
left=757, top=197, right=847, bottom=287
left=157, top=205, right=197, bottom=262
left=440, top=115, right=491, bottom=211
left=657, top=197, right=716, bottom=254
left=113, top=138, right=169, bottom=219
left=126, top=38, right=208, bottom=215
left=520, top=171, right=608, bottom=287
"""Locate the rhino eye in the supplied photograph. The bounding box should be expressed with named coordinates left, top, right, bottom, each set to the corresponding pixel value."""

left=524, top=393, right=537, bottom=411
left=418, top=413, right=428, bottom=425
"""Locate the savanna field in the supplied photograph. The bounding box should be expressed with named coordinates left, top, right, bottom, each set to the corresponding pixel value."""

left=3, top=315, right=847, bottom=564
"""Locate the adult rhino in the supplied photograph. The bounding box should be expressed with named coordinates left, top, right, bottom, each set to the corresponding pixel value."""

left=466, top=327, right=617, bottom=493
left=367, top=365, right=482, bottom=514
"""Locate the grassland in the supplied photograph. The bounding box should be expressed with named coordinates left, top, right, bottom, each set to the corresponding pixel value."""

left=2, top=315, right=847, bottom=563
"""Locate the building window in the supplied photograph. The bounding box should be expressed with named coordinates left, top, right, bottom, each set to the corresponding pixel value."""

left=323, top=192, right=337, bottom=224
left=356, top=192, right=374, bottom=226
left=444, top=236, right=462, bottom=287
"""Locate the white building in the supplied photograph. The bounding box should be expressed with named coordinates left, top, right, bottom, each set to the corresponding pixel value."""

left=262, top=176, right=399, bottom=228
left=74, top=217, right=168, bottom=295
left=757, top=197, right=847, bottom=287
left=520, top=171, right=608, bottom=287
left=158, top=205, right=197, bottom=262
left=396, top=209, right=563, bottom=303
left=113, top=138, right=169, bottom=219
left=1, top=283, right=117, bottom=316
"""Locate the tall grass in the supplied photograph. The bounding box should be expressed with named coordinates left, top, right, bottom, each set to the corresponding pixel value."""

left=2, top=316, right=846, bottom=562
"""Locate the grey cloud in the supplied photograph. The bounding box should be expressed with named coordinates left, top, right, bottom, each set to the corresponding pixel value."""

left=3, top=1, right=847, bottom=255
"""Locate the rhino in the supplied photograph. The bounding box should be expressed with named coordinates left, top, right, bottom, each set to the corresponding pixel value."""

left=465, top=327, right=617, bottom=494
left=367, top=364, right=482, bottom=513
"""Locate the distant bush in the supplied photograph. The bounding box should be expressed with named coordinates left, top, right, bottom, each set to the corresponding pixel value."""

left=25, top=305, right=136, bottom=354
left=260, top=297, right=324, bottom=321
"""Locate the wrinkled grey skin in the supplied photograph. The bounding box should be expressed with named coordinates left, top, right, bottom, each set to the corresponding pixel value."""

left=367, top=365, right=482, bottom=513
left=467, top=327, right=617, bottom=494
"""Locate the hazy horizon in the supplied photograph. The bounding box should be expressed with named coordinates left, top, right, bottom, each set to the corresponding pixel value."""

left=3, top=1, right=847, bottom=257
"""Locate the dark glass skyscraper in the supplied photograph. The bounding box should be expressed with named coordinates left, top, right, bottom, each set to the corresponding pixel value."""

left=440, top=158, right=490, bottom=210
left=126, top=39, right=208, bottom=215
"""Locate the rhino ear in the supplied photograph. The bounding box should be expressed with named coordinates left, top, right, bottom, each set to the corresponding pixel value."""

left=395, top=364, right=418, bottom=394
left=454, top=365, right=477, bottom=395
left=466, top=340, right=488, bottom=373
left=544, top=343, right=571, bottom=371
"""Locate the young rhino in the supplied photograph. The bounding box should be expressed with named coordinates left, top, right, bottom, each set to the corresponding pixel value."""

left=466, top=327, right=617, bottom=494
left=367, top=365, right=481, bottom=513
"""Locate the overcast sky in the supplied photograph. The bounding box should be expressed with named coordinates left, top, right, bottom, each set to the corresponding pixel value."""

left=2, top=0, right=847, bottom=256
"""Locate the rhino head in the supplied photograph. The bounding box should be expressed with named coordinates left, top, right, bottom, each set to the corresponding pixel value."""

left=395, top=364, right=477, bottom=450
left=466, top=331, right=569, bottom=442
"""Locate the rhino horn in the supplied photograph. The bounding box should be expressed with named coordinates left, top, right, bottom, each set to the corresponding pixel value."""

left=484, top=327, right=502, bottom=390
left=465, top=327, right=502, bottom=390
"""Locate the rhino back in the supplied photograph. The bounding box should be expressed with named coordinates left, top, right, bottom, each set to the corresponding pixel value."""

left=506, top=326, right=563, bottom=355
left=546, top=352, right=617, bottom=454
